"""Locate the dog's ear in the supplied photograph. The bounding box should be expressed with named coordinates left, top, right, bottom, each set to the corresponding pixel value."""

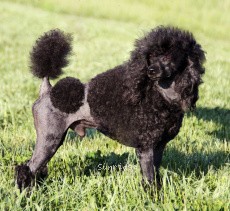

left=174, top=44, right=206, bottom=110
left=123, top=54, right=149, bottom=105
left=189, top=43, right=206, bottom=75
left=185, top=43, right=206, bottom=86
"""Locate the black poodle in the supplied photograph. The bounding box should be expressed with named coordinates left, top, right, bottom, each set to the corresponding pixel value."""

left=15, top=26, right=205, bottom=191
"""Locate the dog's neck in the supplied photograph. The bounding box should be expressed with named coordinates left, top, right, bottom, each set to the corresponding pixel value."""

left=156, top=80, right=181, bottom=104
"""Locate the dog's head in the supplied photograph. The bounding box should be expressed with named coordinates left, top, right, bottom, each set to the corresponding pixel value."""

left=124, top=26, right=205, bottom=110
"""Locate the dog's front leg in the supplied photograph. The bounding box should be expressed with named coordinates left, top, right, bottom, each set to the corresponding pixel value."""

left=152, top=141, right=167, bottom=189
left=136, top=142, right=166, bottom=189
left=136, top=147, right=154, bottom=185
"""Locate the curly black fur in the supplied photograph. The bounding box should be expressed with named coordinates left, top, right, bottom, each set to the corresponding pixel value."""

left=86, top=26, right=205, bottom=185
left=30, top=29, right=72, bottom=79
left=50, top=77, right=85, bottom=113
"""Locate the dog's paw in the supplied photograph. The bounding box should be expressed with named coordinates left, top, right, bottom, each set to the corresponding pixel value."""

left=15, top=164, right=48, bottom=192
left=15, top=164, right=34, bottom=192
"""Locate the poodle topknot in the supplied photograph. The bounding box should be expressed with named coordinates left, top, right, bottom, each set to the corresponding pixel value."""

left=16, top=26, right=205, bottom=191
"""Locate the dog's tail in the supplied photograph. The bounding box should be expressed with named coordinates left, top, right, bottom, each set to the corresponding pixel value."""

left=30, top=29, right=72, bottom=79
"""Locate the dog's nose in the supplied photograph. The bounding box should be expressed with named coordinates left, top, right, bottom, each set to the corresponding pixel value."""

left=148, top=66, right=155, bottom=71
left=166, top=73, right=171, bottom=77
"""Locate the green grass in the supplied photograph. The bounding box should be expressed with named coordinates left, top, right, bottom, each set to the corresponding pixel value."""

left=0, top=0, right=229, bottom=210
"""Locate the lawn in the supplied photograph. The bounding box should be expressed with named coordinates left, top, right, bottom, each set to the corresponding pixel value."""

left=0, top=0, right=229, bottom=210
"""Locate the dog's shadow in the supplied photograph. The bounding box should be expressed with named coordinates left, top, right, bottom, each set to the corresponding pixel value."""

left=164, top=106, right=230, bottom=176
left=81, top=150, right=131, bottom=176
left=188, top=106, right=230, bottom=141
left=162, top=146, right=229, bottom=177
left=81, top=147, right=229, bottom=178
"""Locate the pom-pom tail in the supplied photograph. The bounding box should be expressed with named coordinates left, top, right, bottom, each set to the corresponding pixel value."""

left=30, top=29, right=73, bottom=79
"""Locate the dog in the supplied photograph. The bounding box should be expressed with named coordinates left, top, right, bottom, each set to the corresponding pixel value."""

left=15, top=26, right=205, bottom=191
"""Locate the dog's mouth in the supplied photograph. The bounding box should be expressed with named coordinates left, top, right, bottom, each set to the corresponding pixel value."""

left=158, top=77, right=174, bottom=88
left=156, top=80, right=192, bottom=112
